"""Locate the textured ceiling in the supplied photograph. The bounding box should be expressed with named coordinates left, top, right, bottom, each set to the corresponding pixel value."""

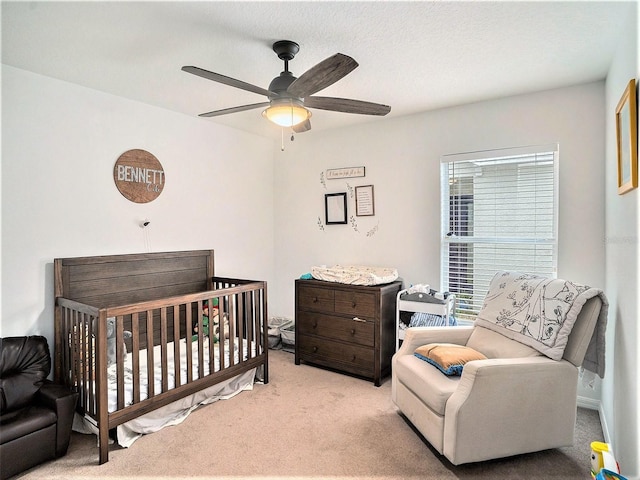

left=1, top=1, right=635, bottom=138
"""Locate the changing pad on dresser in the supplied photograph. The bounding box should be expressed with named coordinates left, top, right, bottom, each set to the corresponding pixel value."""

left=311, top=265, right=399, bottom=286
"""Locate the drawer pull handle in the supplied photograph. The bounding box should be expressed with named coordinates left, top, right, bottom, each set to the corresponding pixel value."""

left=353, top=317, right=366, bottom=323
left=313, top=297, right=318, bottom=303
left=313, top=346, right=318, bottom=353
left=351, top=329, right=356, bottom=335
left=352, top=301, right=357, bottom=308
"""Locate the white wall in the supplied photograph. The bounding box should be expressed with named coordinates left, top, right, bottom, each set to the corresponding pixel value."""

left=603, top=6, right=639, bottom=478
left=273, top=82, right=606, bottom=303
left=272, top=82, right=607, bottom=399
left=1, top=66, right=277, bottom=347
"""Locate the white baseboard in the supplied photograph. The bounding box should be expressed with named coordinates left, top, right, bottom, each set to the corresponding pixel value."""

left=577, top=395, right=600, bottom=410
left=598, top=402, right=612, bottom=444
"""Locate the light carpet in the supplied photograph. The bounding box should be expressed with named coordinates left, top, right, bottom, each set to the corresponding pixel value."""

left=16, top=349, right=603, bottom=479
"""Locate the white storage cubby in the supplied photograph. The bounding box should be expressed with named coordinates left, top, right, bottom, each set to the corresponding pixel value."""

left=396, top=287, right=456, bottom=351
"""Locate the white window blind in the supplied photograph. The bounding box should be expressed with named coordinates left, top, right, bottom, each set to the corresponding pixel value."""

left=440, top=144, right=559, bottom=321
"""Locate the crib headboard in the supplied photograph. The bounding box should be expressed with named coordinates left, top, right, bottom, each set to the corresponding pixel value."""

left=54, top=250, right=215, bottom=308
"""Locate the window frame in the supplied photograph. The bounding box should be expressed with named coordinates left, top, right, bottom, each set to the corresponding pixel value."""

left=440, top=144, right=559, bottom=322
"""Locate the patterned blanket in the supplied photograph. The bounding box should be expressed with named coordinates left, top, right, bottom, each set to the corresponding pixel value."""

left=475, top=271, right=608, bottom=377
left=311, top=265, right=398, bottom=285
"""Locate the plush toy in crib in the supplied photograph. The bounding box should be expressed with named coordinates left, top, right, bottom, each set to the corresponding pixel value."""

left=105, top=317, right=132, bottom=367
left=193, top=299, right=229, bottom=342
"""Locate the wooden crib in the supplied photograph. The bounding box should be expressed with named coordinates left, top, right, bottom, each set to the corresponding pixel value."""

left=53, top=250, right=268, bottom=464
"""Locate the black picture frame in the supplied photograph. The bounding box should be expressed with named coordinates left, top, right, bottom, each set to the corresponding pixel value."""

left=325, top=192, right=347, bottom=225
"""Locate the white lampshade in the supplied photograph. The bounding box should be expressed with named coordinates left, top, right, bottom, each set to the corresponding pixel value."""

left=262, top=101, right=311, bottom=127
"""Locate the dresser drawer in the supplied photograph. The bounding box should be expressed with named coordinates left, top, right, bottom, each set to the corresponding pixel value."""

left=297, top=311, right=374, bottom=347
left=297, top=334, right=374, bottom=376
left=334, top=290, right=376, bottom=318
left=297, top=285, right=335, bottom=312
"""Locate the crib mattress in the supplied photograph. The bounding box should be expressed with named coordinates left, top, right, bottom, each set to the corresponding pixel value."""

left=311, top=265, right=398, bottom=286
left=104, top=336, right=254, bottom=412
left=74, top=336, right=258, bottom=447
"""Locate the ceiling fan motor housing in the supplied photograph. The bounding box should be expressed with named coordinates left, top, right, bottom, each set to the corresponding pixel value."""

left=268, top=72, right=299, bottom=101
left=269, top=40, right=302, bottom=102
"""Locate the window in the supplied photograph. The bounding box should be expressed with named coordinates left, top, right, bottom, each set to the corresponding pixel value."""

left=440, top=144, right=559, bottom=321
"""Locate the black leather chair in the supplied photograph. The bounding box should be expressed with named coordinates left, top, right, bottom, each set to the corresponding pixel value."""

left=0, top=336, right=78, bottom=479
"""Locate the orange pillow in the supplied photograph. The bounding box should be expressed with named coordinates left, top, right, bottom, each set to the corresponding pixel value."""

left=415, top=343, right=487, bottom=375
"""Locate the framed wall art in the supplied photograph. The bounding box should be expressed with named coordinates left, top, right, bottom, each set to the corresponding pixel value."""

left=615, top=78, right=638, bottom=195
left=355, top=185, right=375, bottom=216
left=326, top=166, right=365, bottom=179
left=325, top=192, right=347, bottom=224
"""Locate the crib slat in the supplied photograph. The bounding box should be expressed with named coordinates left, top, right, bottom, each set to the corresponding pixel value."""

left=77, top=311, right=87, bottom=409
left=65, top=309, right=74, bottom=386
left=86, top=313, right=95, bottom=414
left=146, top=310, right=154, bottom=398
left=219, top=298, right=228, bottom=370
left=229, top=294, right=242, bottom=367
left=243, top=292, right=252, bottom=360
left=116, top=317, right=125, bottom=410
left=211, top=296, right=222, bottom=372
left=61, top=308, right=70, bottom=385
left=240, top=292, right=247, bottom=361
left=96, top=310, right=109, bottom=465
left=255, top=289, right=263, bottom=357
left=173, top=305, right=181, bottom=387
left=185, top=303, right=193, bottom=383
left=70, top=310, right=80, bottom=406
left=207, top=299, right=215, bottom=375
left=132, top=313, right=141, bottom=404
left=196, top=302, right=204, bottom=379
left=160, top=307, right=168, bottom=393
left=248, top=292, right=254, bottom=356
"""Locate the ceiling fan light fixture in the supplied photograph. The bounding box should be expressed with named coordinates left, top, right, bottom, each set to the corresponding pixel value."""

left=262, top=100, right=311, bottom=127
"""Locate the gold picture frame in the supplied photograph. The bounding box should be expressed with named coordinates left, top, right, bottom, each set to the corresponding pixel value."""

left=615, top=79, right=638, bottom=195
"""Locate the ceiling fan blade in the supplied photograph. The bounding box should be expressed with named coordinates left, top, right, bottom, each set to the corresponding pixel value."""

left=305, top=96, right=391, bottom=116
left=287, top=53, right=358, bottom=98
left=182, top=66, right=272, bottom=97
left=292, top=119, right=312, bottom=133
left=198, top=102, right=270, bottom=118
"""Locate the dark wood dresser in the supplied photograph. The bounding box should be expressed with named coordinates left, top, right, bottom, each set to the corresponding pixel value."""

left=294, top=279, right=402, bottom=386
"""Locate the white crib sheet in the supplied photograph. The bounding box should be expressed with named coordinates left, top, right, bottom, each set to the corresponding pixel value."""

left=74, top=336, right=259, bottom=447
left=105, top=336, right=255, bottom=412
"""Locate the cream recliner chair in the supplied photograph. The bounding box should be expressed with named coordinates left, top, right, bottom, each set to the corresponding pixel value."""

left=392, top=274, right=604, bottom=465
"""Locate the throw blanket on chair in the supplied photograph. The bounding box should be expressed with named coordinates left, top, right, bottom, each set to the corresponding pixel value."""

left=475, top=271, right=608, bottom=377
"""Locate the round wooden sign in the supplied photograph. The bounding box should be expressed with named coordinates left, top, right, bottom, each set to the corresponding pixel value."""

left=113, top=149, right=165, bottom=203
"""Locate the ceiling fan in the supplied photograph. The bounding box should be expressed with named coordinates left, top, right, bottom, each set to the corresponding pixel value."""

left=182, top=40, right=391, bottom=133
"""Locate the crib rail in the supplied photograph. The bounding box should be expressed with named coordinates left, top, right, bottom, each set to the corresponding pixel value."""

left=54, top=277, right=267, bottom=464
